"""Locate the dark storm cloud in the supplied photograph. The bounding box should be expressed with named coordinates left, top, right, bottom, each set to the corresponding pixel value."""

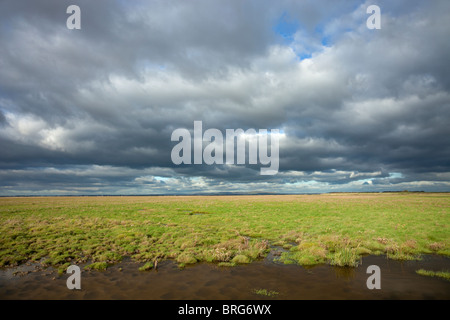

left=0, top=111, right=6, bottom=126
left=1, top=0, right=449, bottom=194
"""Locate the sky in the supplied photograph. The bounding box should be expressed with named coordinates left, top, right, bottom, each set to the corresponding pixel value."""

left=0, top=0, right=449, bottom=195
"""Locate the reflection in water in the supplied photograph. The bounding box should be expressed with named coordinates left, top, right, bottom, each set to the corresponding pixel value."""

left=332, top=266, right=356, bottom=280
left=0, top=255, right=449, bottom=300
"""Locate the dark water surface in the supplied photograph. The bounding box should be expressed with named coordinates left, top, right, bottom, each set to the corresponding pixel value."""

left=1, top=254, right=449, bottom=300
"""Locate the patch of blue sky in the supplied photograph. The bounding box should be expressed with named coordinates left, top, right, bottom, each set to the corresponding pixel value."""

left=389, top=172, right=404, bottom=179
left=314, top=24, right=333, bottom=48
left=274, top=12, right=329, bottom=61
left=289, top=180, right=320, bottom=187
left=273, top=12, right=300, bottom=42
left=320, top=36, right=331, bottom=47
left=296, top=52, right=313, bottom=60
left=154, top=176, right=170, bottom=182
left=359, top=172, right=404, bottom=185
left=359, top=178, right=373, bottom=185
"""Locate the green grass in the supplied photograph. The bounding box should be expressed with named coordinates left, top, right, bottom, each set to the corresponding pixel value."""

left=231, top=254, right=251, bottom=264
left=252, top=289, right=279, bottom=297
left=0, top=193, right=448, bottom=270
left=85, top=262, right=108, bottom=271
left=416, top=269, right=450, bottom=281
left=329, top=247, right=361, bottom=267
left=138, top=262, right=154, bottom=271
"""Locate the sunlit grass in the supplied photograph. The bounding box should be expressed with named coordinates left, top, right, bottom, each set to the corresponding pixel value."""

left=0, top=193, right=448, bottom=270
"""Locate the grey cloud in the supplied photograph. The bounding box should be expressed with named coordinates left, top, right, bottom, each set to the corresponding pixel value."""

left=1, top=0, right=449, bottom=194
left=0, top=111, right=5, bottom=126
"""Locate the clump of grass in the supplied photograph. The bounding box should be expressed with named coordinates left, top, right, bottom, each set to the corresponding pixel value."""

left=30, top=249, right=49, bottom=262
left=176, top=253, right=197, bottom=264
left=429, top=242, right=445, bottom=252
left=85, top=262, right=108, bottom=271
left=376, top=237, right=389, bottom=245
left=0, top=255, right=27, bottom=267
left=217, top=262, right=235, bottom=267
left=416, top=269, right=450, bottom=281
left=329, top=247, right=360, bottom=267
left=355, top=246, right=372, bottom=256
left=210, top=248, right=233, bottom=262
left=92, top=251, right=123, bottom=263
left=385, top=243, right=421, bottom=261
left=252, top=289, right=279, bottom=297
left=231, top=254, right=251, bottom=264
left=138, top=262, right=153, bottom=271
left=179, top=239, right=197, bottom=250
left=278, top=242, right=327, bottom=266
left=280, top=231, right=304, bottom=243
left=57, top=262, right=71, bottom=276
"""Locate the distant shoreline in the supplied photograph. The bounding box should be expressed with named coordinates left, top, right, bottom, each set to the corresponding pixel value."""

left=0, top=190, right=448, bottom=197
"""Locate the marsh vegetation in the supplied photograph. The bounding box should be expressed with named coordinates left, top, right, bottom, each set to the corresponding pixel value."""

left=0, top=193, right=448, bottom=272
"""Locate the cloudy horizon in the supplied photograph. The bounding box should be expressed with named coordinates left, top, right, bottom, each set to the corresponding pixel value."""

left=1, top=0, right=450, bottom=195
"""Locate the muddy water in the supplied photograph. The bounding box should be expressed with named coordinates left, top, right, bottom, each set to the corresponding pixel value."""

left=1, top=254, right=449, bottom=300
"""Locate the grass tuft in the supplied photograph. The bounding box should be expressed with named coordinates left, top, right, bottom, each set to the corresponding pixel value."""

left=231, top=254, right=251, bottom=264
left=85, top=262, right=108, bottom=271
left=176, top=253, right=197, bottom=264
left=138, top=262, right=154, bottom=271
left=416, top=269, right=450, bottom=281
left=252, top=289, right=279, bottom=297
left=329, top=247, right=360, bottom=267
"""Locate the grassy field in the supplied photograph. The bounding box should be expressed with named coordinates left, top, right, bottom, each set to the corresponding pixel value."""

left=0, top=193, right=448, bottom=273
